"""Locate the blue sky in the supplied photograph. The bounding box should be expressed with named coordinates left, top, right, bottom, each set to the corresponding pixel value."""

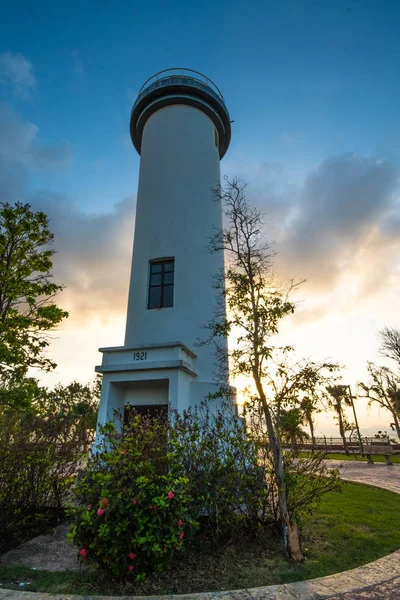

left=1, top=0, right=400, bottom=434
left=1, top=0, right=400, bottom=211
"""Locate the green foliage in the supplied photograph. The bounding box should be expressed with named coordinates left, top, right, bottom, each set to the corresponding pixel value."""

left=283, top=451, right=342, bottom=523
left=279, top=408, right=309, bottom=448
left=0, top=405, right=93, bottom=552
left=0, top=378, right=99, bottom=552
left=0, top=202, right=68, bottom=409
left=68, top=416, right=198, bottom=579
left=68, top=407, right=271, bottom=579
left=2, top=483, right=398, bottom=595
left=207, top=178, right=344, bottom=560
left=326, top=385, right=354, bottom=447
left=169, top=405, right=271, bottom=535
left=243, top=400, right=342, bottom=524
left=33, top=378, right=100, bottom=446
left=358, top=362, right=400, bottom=439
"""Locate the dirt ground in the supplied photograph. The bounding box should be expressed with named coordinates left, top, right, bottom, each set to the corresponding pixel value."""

left=0, top=524, right=80, bottom=571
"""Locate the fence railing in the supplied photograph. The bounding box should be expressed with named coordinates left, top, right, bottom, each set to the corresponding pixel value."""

left=138, top=68, right=225, bottom=100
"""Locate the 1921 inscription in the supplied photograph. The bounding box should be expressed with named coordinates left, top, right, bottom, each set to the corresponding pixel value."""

left=133, top=351, right=147, bottom=361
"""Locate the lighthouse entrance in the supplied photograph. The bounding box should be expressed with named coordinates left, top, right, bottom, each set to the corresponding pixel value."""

left=123, top=378, right=169, bottom=425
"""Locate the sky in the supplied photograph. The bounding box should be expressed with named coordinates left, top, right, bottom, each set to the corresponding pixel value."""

left=0, top=0, right=400, bottom=436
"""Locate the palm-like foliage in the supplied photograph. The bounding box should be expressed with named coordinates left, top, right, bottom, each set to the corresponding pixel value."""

left=358, top=363, right=400, bottom=440
left=326, top=385, right=353, bottom=454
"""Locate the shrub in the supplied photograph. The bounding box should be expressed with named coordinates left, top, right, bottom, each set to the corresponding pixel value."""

left=283, top=450, right=342, bottom=523
left=0, top=408, right=91, bottom=552
left=243, top=400, right=343, bottom=528
left=68, top=406, right=271, bottom=579
left=169, top=406, right=272, bottom=536
left=68, top=416, right=198, bottom=579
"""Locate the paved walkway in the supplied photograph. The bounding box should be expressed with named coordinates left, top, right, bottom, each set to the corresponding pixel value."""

left=0, top=461, right=399, bottom=599
left=328, top=459, right=400, bottom=495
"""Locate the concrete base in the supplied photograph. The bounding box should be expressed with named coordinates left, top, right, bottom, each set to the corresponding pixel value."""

left=95, top=341, right=230, bottom=432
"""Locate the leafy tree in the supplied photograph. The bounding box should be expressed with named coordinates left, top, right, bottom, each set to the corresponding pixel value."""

left=297, top=361, right=345, bottom=449
left=300, top=396, right=319, bottom=449
left=358, top=362, right=400, bottom=440
left=0, top=202, right=68, bottom=408
left=262, top=357, right=339, bottom=449
left=206, top=178, right=340, bottom=561
left=280, top=408, right=309, bottom=449
left=326, top=385, right=354, bottom=454
left=34, top=377, right=101, bottom=446
left=378, top=327, right=400, bottom=367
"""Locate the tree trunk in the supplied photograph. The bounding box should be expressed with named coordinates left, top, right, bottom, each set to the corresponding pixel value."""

left=254, top=375, right=303, bottom=561
left=306, top=413, right=316, bottom=449
left=338, top=410, right=349, bottom=455
left=391, top=411, right=400, bottom=441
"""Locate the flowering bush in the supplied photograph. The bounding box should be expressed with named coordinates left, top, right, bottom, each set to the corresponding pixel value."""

left=67, top=416, right=198, bottom=579
left=68, top=405, right=273, bottom=579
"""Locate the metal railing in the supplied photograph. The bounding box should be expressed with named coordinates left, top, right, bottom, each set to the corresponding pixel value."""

left=314, top=436, right=361, bottom=446
left=138, top=68, right=225, bottom=102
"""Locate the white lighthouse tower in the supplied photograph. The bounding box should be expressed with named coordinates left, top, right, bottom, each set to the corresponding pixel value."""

left=95, top=68, right=233, bottom=427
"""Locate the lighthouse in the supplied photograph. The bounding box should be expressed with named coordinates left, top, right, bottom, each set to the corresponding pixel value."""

left=95, top=69, right=233, bottom=427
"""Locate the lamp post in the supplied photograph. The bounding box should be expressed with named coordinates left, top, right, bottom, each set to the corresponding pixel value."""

left=338, top=384, right=363, bottom=455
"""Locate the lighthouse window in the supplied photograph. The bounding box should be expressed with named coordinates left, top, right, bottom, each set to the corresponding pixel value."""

left=148, top=259, right=174, bottom=309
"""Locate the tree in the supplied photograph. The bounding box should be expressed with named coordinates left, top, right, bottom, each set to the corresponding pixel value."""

left=378, top=327, right=400, bottom=367
left=326, top=385, right=354, bottom=454
left=300, top=396, right=319, bottom=449
left=358, top=362, right=400, bottom=440
left=0, top=202, right=68, bottom=408
left=262, top=357, right=339, bottom=452
left=296, top=362, right=339, bottom=449
left=280, top=408, right=308, bottom=449
left=207, top=178, right=340, bottom=561
left=33, top=377, right=101, bottom=446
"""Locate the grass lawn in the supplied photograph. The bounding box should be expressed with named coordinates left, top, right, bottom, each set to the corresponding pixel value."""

left=1, top=482, right=399, bottom=595
left=300, top=452, right=400, bottom=464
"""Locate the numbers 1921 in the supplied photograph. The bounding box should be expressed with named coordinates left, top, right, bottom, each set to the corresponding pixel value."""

left=133, top=351, right=147, bottom=361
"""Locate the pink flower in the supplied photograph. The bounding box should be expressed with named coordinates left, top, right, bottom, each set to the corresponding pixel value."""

left=120, top=450, right=126, bottom=455
left=132, top=498, right=137, bottom=505
left=87, top=504, right=92, bottom=511
left=167, top=491, right=175, bottom=499
left=128, top=565, right=134, bottom=571
left=79, top=548, right=87, bottom=557
left=177, top=520, right=183, bottom=527
left=179, top=532, right=185, bottom=540
left=97, top=508, right=104, bottom=516
left=129, top=552, right=136, bottom=560
left=149, top=504, right=154, bottom=509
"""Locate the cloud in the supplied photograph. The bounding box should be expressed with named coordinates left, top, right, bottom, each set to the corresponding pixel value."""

left=261, top=154, right=399, bottom=294
left=1, top=96, right=399, bottom=333
left=0, top=103, right=72, bottom=172
left=31, top=191, right=135, bottom=321
left=0, top=103, right=134, bottom=325
left=227, top=153, right=400, bottom=323
left=0, top=52, right=36, bottom=97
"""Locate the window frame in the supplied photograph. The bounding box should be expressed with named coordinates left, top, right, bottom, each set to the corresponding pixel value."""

left=147, top=258, right=174, bottom=309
